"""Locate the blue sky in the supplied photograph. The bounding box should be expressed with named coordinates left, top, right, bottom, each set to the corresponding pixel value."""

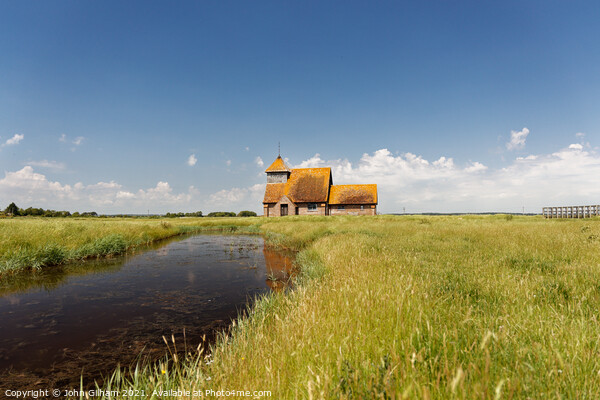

left=2, top=1, right=600, bottom=214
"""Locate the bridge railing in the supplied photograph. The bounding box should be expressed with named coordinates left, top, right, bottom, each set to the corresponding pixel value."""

left=542, top=205, right=600, bottom=218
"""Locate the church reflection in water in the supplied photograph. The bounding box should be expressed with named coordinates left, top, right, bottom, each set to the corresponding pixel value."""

left=263, top=245, right=295, bottom=292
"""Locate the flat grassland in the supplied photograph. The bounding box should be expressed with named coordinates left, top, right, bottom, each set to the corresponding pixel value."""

left=2, top=215, right=600, bottom=398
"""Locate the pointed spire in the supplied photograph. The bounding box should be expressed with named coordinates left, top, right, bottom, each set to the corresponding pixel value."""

left=265, top=154, right=291, bottom=173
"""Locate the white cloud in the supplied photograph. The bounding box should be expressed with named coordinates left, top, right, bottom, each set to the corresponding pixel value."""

left=0, top=166, right=193, bottom=212
left=295, top=153, right=327, bottom=168
left=576, top=132, right=585, bottom=139
left=136, top=181, right=192, bottom=202
left=289, top=143, right=600, bottom=213
left=4, top=134, right=24, bottom=146
left=86, top=181, right=122, bottom=190
left=59, top=134, right=84, bottom=150
left=506, top=127, right=529, bottom=150
left=245, top=147, right=250, bottom=151
left=116, top=191, right=135, bottom=199
left=255, top=156, right=264, bottom=167
left=0, top=166, right=74, bottom=202
left=187, top=154, right=197, bottom=166
left=464, top=162, right=488, bottom=173
left=208, top=184, right=264, bottom=209
left=226, top=160, right=232, bottom=166
left=26, top=160, right=66, bottom=171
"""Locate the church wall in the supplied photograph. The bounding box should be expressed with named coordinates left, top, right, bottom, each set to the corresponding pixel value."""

left=297, top=203, right=327, bottom=216
left=329, top=204, right=377, bottom=216
left=265, top=195, right=296, bottom=217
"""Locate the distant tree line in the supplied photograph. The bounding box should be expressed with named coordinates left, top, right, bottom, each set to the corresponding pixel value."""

left=1, top=202, right=102, bottom=218
left=165, top=211, right=204, bottom=218
left=3, top=202, right=73, bottom=217
left=206, top=211, right=257, bottom=217
left=1, top=203, right=258, bottom=218
left=207, top=211, right=236, bottom=217
left=237, top=210, right=257, bottom=217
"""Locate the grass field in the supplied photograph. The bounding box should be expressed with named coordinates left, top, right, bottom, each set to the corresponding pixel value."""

left=3, top=215, right=600, bottom=398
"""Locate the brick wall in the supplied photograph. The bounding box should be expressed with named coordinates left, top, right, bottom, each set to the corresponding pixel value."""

left=265, top=195, right=297, bottom=217
left=266, top=203, right=376, bottom=216
left=265, top=204, right=276, bottom=217
left=297, top=203, right=327, bottom=216
left=266, top=201, right=377, bottom=217
left=329, top=204, right=376, bottom=216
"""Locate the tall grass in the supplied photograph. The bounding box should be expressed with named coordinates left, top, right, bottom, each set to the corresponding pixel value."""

left=0, top=217, right=264, bottom=274
left=79, top=215, right=600, bottom=399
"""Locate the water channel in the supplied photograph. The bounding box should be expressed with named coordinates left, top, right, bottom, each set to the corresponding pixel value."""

left=0, top=234, right=293, bottom=391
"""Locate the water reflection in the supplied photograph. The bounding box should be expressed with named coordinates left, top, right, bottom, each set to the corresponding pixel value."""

left=0, top=234, right=293, bottom=391
left=0, top=235, right=186, bottom=298
left=263, top=247, right=295, bottom=291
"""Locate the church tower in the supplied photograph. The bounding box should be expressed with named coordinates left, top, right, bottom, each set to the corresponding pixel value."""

left=265, top=155, right=291, bottom=183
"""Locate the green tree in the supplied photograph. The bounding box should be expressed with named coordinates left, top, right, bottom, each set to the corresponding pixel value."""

left=207, top=211, right=236, bottom=217
left=5, top=202, right=20, bottom=216
left=237, top=210, right=257, bottom=217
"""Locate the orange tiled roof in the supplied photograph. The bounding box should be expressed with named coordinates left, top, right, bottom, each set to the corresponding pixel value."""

left=263, top=183, right=286, bottom=203
left=284, top=168, right=332, bottom=203
left=328, top=184, right=377, bottom=205
left=265, top=156, right=291, bottom=172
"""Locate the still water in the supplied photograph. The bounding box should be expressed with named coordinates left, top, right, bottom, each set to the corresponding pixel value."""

left=0, top=234, right=293, bottom=390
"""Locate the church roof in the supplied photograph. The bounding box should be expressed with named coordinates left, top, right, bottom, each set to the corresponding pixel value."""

left=265, top=156, right=291, bottom=173
left=263, top=183, right=286, bottom=203
left=285, top=168, right=332, bottom=203
left=328, top=184, right=378, bottom=205
left=263, top=168, right=333, bottom=204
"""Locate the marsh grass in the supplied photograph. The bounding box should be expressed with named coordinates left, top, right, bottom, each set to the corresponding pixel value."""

left=9, top=215, right=600, bottom=398
left=0, top=217, right=264, bottom=274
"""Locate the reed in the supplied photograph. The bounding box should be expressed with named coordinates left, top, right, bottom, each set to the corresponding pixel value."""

left=0, top=217, right=263, bottom=274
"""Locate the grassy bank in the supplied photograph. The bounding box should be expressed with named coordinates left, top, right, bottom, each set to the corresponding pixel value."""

left=82, top=215, right=600, bottom=399
left=0, top=217, right=262, bottom=275
left=3, top=216, right=599, bottom=397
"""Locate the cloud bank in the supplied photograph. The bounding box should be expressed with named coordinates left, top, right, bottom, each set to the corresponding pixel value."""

left=0, top=166, right=194, bottom=213
left=2, top=140, right=600, bottom=214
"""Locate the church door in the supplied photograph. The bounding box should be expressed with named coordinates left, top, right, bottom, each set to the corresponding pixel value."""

left=280, top=204, right=288, bottom=216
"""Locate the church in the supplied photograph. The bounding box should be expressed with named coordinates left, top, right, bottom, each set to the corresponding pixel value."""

left=262, top=155, right=378, bottom=217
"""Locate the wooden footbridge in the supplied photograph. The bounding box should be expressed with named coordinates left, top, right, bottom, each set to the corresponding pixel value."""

left=542, top=205, right=600, bottom=218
